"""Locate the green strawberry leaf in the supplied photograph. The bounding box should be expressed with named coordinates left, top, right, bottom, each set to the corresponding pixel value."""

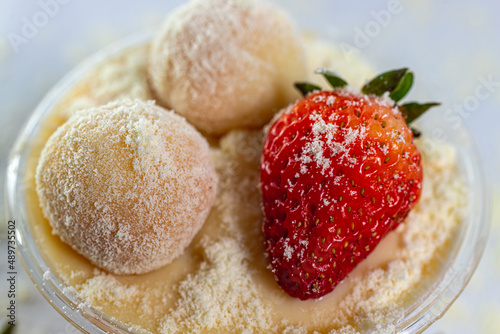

left=389, top=71, right=414, bottom=102
left=361, top=68, right=409, bottom=97
left=295, top=82, right=322, bottom=97
left=399, top=102, right=441, bottom=124
left=315, top=68, right=348, bottom=89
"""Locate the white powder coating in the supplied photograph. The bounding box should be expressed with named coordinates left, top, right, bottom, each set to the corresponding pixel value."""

left=35, top=99, right=217, bottom=275
left=159, top=238, right=271, bottom=333
left=60, top=45, right=152, bottom=119
left=66, top=130, right=465, bottom=334
left=31, top=39, right=466, bottom=333
left=282, top=238, right=294, bottom=261
left=148, top=0, right=308, bottom=135
left=298, top=113, right=367, bottom=174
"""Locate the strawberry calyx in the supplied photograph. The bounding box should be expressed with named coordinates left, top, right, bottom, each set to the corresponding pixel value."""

left=361, top=68, right=412, bottom=102
left=315, top=68, right=348, bottom=89
left=295, top=68, right=441, bottom=126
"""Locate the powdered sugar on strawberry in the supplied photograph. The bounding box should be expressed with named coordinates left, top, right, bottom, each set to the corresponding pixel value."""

left=261, top=87, right=424, bottom=300
left=298, top=112, right=367, bottom=175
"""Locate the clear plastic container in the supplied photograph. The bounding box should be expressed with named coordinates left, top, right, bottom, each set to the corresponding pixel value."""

left=6, top=18, right=491, bottom=334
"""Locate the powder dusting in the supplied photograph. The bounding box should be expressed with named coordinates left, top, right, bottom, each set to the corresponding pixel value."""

left=36, top=99, right=217, bottom=275
left=159, top=239, right=270, bottom=333
left=148, top=0, right=307, bottom=135
left=29, top=35, right=467, bottom=334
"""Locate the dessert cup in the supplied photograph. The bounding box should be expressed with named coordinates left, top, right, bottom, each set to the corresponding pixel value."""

left=6, top=24, right=490, bottom=334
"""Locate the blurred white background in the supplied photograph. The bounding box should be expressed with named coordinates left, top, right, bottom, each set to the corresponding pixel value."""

left=1, top=0, right=499, bottom=333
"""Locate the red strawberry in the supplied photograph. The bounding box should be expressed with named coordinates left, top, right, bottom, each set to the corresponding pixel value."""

left=261, top=68, right=439, bottom=300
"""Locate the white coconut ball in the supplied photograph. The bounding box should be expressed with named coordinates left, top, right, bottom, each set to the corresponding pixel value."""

left=148, top=0, right=308, bottom=135
left=36, top=99, right=217, bottom=275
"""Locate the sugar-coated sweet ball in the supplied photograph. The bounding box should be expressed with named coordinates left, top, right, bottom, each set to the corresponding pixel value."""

left=36, top=99, right=217, bottom=275
left=148, top=0, right=308, bottom=136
